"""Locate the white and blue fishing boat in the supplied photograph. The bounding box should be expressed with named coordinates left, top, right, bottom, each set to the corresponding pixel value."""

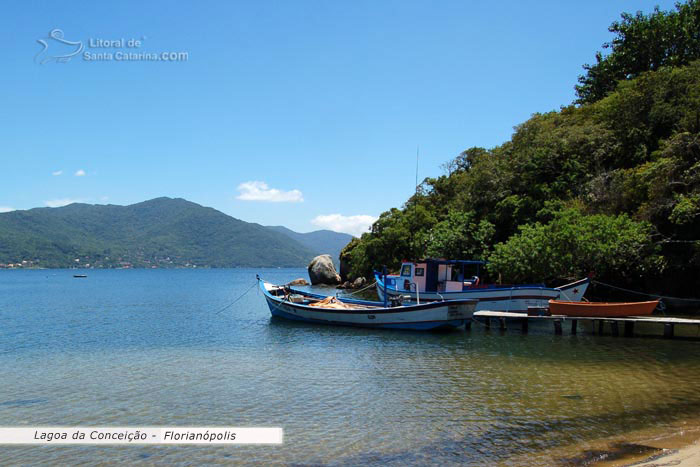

left=258, top=276, right=477, bottom=331
left=375, top=259, right=589, bottom=312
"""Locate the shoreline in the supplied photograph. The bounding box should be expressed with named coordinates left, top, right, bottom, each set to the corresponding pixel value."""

left=501, top=420, right=700, bottom=466
left=630, top=441, right=700, bottom=466
left=624, top=435, right=700, bottom=467
left=581, top=424, right=700, bottom=466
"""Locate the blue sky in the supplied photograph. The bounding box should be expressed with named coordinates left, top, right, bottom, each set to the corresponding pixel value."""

left=1, top=0, right=678, bottom=235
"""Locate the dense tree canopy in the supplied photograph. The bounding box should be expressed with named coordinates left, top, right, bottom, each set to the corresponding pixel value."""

left=576, top=1, right=700, bottom=103
left=342, top=3, right=700, bottom=297
left=488, top=208, right=662, bottom=284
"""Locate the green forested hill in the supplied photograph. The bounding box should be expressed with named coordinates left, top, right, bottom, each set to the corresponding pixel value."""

left=342, top=1, right=700, bottom=297
left=0, top=197, right=318, bottom=268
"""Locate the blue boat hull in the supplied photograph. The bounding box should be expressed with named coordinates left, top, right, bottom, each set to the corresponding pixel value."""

left=259, top=280, right=474, bottom=331
left=268, top=304, right=465, bottom=330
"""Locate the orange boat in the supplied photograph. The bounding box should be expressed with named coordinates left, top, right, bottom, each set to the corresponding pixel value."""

left=548, top=299, right=659, bottom=317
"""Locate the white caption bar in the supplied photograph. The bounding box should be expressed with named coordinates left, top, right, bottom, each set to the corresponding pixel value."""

left=0, top=427, right=283, bottom=444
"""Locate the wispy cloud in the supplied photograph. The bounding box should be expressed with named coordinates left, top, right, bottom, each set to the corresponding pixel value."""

left=0, top=206, right=15, bottom=213
left=45, top=198, right=82, bottom=208
left=311, top=214, right=377, bottom=237
left=236, top=181, right=303, bottom=203
left=74, top=169, right=86, bottom=177
left=52, top=170, right=63, bottom=176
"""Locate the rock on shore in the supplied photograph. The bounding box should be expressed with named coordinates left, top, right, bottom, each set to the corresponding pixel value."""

left=337, top=276, right=367, bottom=290
left=307, top=255, right=341, bottom=285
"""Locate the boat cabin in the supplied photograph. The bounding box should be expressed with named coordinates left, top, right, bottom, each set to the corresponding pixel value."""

left=391, top=259, right=484, bottom=293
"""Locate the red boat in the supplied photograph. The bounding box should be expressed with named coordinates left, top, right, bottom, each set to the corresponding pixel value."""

left=548, top=300, right=659, bottom=317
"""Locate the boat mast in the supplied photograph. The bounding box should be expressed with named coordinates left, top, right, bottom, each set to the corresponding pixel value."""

left=410, top=145, right=419, bottom=261
left=415, top=145, right=419, bottom=198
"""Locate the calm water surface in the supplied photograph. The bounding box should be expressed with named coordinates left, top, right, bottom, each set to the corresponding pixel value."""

left=1, top=269, right=700, bottom=465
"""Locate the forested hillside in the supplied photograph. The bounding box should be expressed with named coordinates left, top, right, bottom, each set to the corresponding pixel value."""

left=0, top=198, right=318, bottom=268
left=342, top=1, right=700, bottom=297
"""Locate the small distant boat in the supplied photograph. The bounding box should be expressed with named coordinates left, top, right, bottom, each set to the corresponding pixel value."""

left=548, top=299, right=659, bottom=317
left=258, top=277, right=477, bottom=331
left=73, top=274, right=87, bottom=278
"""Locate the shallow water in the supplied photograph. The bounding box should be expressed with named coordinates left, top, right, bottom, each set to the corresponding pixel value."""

left=1, top=269, right=700, bottom=465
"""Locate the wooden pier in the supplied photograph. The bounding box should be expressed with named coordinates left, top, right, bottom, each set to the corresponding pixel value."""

left=471, top=311, right=700, bottom=339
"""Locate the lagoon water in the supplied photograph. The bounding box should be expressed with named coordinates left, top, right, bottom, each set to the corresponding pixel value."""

left=2, top=268, right=700, bottom=465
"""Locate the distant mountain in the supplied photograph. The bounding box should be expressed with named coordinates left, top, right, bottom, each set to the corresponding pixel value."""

left=267, top=226, right=353, bottom=266
left=0, top=197, right=319, bottom=268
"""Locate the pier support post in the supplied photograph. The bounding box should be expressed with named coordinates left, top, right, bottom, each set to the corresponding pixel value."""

left=465, top=320, right=472, bottom=331
left=553, top=319, right=562, bottom=335
left=520, top=318, right=528, bottom=334
left=610, top=321, right=619, bottom=337
left=664, top=323, right=674, bottom=339
left=484, top=318, right=490, bottom=330
left=570, top=320, right=578, bottom=335
left=598, top=320, right=605, bottom=335
left=624, top=321, right=634, bottom=337
left=499, top=318, right=506, bottom=332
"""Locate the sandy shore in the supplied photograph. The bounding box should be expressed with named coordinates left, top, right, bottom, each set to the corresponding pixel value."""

left=523, top=423, right=700, bottom=466
left=631, top=440, right=700, bottom=466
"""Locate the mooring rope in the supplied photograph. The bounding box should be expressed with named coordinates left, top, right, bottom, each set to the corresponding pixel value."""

left=338, top=280, right=378, bottom=297
left=592, top=280, right=700, bottom=303
left=469, top=317, right=489, bottom=328
left=213, top=280, right=259, bottom=315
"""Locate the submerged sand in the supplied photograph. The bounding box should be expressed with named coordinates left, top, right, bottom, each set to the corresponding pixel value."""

left=629, top=440, right=700, bottom=466
left=594, top=424, right=700, bottom=467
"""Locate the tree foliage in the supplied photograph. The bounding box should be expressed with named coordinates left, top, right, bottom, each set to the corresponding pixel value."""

left=342, top=11, right=700, bottom=296
left=488, top=208, right=662, bottom=285
left=576, top=1, right=700, bottom=103
left=426, top=210, right=494, bottom=261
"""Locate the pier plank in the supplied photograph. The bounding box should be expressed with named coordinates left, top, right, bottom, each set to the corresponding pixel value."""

left=473, top=311, right=700, bottom=325
left=472, top=311, right=700, bottom=339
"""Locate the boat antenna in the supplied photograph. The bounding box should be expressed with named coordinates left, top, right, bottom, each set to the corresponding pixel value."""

left=410, top=145, right=419, bottom=260
left=415, top=145, right=419, bottom=196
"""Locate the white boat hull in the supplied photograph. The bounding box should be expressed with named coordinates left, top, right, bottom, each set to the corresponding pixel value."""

left=376, top=278, right=590, bottom=312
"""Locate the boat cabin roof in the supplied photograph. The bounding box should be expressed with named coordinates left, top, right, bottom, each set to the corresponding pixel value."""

left=406, top=259, right=486, bottom=266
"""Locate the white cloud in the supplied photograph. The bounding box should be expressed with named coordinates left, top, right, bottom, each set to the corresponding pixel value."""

left=52, top=170, right=63, bottom=176
left=74, top=169, right=86, bottom=176
left=0, top=206, right=15, bottom=213
left=311, top=214, right=377, bottom=237
left=236, top=181, right=303, bottom=203
left=45, top=198, right=82, bottom=208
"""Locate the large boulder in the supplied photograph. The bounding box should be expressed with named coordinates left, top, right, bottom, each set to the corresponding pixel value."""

left=308, top=255, right=342, bottom=285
